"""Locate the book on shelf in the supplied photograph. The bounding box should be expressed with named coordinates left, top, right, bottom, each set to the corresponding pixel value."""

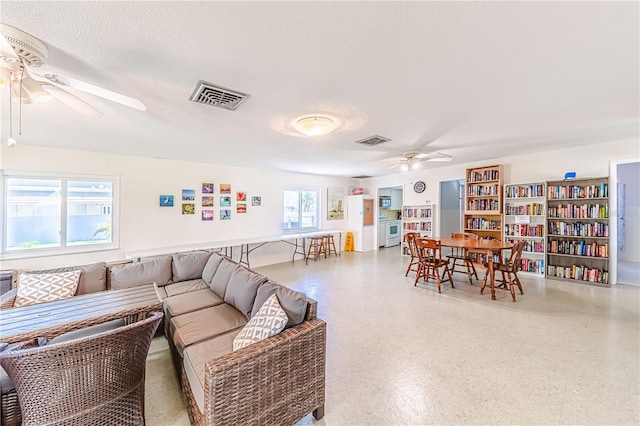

left=547, top=221, right=608, bottom=237
left=547, top=183, right=608, bottom=200
left=506, top=184, right=545, bottom=198
left=547, top=264, right=608, bottom=284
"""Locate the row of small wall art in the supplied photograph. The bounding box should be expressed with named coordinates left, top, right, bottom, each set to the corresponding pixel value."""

left=159, top=183, right=261, bottom=221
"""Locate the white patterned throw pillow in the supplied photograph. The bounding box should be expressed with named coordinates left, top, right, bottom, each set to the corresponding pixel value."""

left=233, top=293, right=288, bottom=351
left=14, top=270, right=81, bottom=307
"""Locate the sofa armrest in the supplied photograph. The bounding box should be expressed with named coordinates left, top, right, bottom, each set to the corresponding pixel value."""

left=0, top=288, right=17, bottom=310
left=203, top=318, right=326, bottom=424
left=305, top=298, right=317, bottom=321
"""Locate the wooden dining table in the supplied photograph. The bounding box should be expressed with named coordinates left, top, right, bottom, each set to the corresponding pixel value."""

left=434, top=237, right=513, bottom=300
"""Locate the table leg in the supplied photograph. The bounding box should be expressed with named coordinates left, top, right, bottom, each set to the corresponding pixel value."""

left=488, top=249, right=496, bottom=300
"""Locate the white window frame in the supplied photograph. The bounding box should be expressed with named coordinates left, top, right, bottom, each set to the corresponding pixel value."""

left=283, top=187, right=321, bottom=233
left=1, top=171, right=120, bottom=260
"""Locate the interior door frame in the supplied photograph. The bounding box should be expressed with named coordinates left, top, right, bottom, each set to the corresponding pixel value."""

left=609, top=157, right=640, bottom=285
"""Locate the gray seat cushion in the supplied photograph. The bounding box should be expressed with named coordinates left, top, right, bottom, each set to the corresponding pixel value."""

left=109, top=256, right=172, bottom=289
left=209, top=258, right=238, bottom=299
left=223, top=267, right=268, bottom=319
left=201, top=253, right=224, bottom=284
left=183, top=330, right=239, bottom=414
left=24, top=262, right=107, bottom=295
left=172, top=251, right=212, bottom=282
left=163, top=289, right=224, bottom=320
left=49, top=318, right=126, bottom=344
left=162, top=279, right=209, bottom=297
left=251, top=280, right=308, bottom=328
left=171, top=304, right=247, bottom=357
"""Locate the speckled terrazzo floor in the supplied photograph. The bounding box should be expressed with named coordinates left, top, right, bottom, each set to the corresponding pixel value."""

left=145, top=248, right=640, bottom=425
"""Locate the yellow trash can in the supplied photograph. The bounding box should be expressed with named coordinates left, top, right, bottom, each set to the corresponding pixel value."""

left=344, top=232, right=354, bottom=252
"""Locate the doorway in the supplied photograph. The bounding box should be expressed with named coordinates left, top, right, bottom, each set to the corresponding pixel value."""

left=376, top=185, right=403, bottom=249
left=611, top=160, right=640, bottom=285
left=440, top=179, right=464, bottom=238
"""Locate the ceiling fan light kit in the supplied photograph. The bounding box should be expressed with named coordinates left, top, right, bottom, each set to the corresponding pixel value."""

left=0, top=23, right=147, bottom=115
left=294, top=115, right=337, bottom=137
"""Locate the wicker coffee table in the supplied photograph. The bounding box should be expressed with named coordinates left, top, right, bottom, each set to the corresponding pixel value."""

left=0, top=283, right=162, bottom=344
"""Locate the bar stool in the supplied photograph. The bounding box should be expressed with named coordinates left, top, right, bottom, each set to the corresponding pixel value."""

left=322, top=234, right=338, bottom=257
left=306, top=236, right=326, bottom=264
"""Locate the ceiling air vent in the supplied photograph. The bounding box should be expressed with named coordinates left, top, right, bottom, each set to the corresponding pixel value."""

left=354, top=135, right=391, bottom=146
left=189, top=81, right=249, bottom=111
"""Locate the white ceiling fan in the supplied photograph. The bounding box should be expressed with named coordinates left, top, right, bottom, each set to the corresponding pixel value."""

left=388, top=149, right=453, bottom=171
left=0, top=23, right=146, bottom=117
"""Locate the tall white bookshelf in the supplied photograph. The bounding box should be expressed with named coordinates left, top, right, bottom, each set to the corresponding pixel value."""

left=503, top=182, right=546, bottom=277
left=401, top=204, right=434, bottom=256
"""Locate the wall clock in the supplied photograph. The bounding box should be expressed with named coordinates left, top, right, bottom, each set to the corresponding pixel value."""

left=413, top=181, right=426, bottom=193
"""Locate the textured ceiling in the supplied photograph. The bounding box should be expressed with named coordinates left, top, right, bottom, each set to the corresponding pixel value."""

left=1, top=1, right=638, bottom=177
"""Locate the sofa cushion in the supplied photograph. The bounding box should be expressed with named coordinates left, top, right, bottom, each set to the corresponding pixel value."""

left=14, top=271, right=81, bottom=307
left=223, top=267, right=268, bottom=319
left=25, top=262, right=107, bottom=295
left=163, top=279, right=209, bottom=297
left=233, top=294, right=288, bottom=351
left=109, top=256, right=172, bottom=289
left=171, top=304, right=247, bottom=357
left=209, top=258, right=237, bottom=299
left=201, top=253, right=224, bottom=284
left=183, top=330, right=240, bottom=414
left=163, top=289, right=224, bottom=320
left=251, top=280, right=309, bottom=328
left=172, top=251, right=212, bottom=282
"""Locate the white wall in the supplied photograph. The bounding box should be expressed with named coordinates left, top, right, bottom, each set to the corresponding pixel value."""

left=1, top=145, right=356, bottom=270
left=617, top=161, right=640, bottom=262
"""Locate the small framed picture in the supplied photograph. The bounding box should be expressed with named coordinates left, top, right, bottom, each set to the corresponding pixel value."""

left=202, top=183, right=214, bottom=194
left=182, top=189, right=195, bottom=201
left=237, top=191, right=247, bottom=202
left=182, top=203, right=195, bottom=215
left=251, top=196, right=261, bottom=206
left=237, top=204, right=247, bottom=213
left=159, top=195, right=174, bottom=207
left=220, top=209, right=231, bottom=220
left=220, top=196, right=231, bottom=207
left=202, top=210, right=214, bottom=221
left=202, top=196, right=214, bottom=207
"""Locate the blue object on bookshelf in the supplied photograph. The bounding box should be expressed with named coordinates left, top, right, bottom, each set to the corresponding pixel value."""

left=564, top=171, right=577, bottom=180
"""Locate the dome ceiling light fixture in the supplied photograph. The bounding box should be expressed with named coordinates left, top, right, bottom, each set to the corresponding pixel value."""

left=294, top=115, right=337, bottom=137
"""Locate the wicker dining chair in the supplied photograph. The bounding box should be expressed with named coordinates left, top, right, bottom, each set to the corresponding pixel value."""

left=404, top=232, right=421, bottom=276
left=480, top=240, right=526, bottom=302
left=0, top=311, right=163, bottom=426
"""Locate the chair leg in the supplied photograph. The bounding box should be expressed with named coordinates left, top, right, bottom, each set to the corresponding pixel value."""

left=313, top=405, right=325, bottom=420
left=414, top=263, right=423, bottom=286
left=444, top=264, right=454, bottom=288
left=470, top=259, right=478, bottom=280
left=508, top=274, right=516, bottom=302
left=464, top=260, right=473, bottom=285
left=480, top=269, right=489, bottom=294
left=514, top=272, right=524, bottom=294
left=435, top=267, right=442, bottom=293
left=405, top=257, right=415, bottom=276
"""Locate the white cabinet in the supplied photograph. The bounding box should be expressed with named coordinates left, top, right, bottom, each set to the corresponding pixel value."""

left=390, top=189, right=403, bottom=210
left=378, top=222, right=386, bottom=248
left=347, top=195, right=375, bottom=252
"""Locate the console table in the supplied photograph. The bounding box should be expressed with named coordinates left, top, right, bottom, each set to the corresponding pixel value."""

left=0, top=284, right=162, bottom=344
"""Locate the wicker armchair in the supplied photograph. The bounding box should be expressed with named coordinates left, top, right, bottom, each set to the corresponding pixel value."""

left=0, top=311, right=163, bottom=426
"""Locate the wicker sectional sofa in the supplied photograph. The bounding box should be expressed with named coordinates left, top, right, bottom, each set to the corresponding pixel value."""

left=1, top=250, right=327, bottom=425
left=157, top=252, right=327, bottom=425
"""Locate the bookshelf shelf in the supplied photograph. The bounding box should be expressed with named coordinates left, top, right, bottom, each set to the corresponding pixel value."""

left=463, top=164, right=504, bottom=241
left=546, top=177, right=610, bottom=287
left=503, top=182, right=546, bottom=277
left=401, top=204, right=435, bottom=256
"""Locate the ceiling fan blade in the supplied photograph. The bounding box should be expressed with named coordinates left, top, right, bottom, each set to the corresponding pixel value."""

left=45, top=74, right=146, bottom=111
left=0, top=33, right=21, bottom=71
left=42, top=85, right=103, bottom=118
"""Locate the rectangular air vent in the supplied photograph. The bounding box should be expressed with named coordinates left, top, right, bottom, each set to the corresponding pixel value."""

left=354, top=135, right=391, bottom=146
left=189, top=81, right=249, bottom=111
